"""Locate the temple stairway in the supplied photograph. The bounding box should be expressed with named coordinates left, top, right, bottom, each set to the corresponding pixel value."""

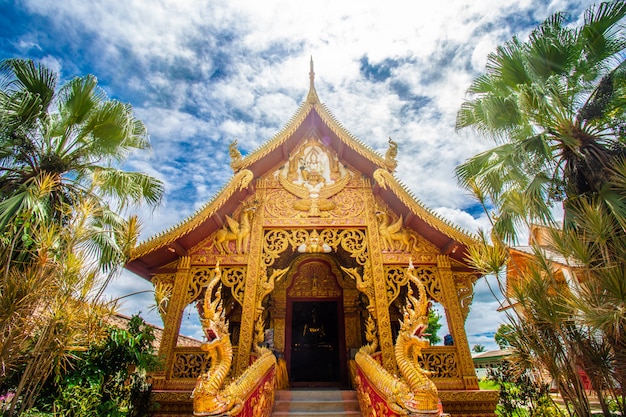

left=272, top=389, right=361, bottom=417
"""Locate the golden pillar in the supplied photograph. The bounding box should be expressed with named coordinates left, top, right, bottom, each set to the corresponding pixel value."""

left=234, top=190, right=266, bottom=375
left=364, top=193, right=396, bottom=372
left=437, top=255, right=478, bottom=389
left=157, top=256, right=192, bottom=380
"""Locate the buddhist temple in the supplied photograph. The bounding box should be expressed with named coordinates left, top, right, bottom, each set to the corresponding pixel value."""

left=125, top=59, right=498, bottom=417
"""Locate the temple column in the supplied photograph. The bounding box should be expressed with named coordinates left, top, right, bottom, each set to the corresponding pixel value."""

left=157, top=256, right=192, bottom=381
left=234, top=191, right=266, bottom=375
left=364, top=193, right=396, bottom=372
left=437, top=255, right=479, bottom=389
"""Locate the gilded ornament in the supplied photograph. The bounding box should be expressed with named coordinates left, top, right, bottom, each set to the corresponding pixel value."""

left=152, top=274, right=175, bottom=319
left=210, top=199, right=258, bottom=254
left=297, top=229, right=332, bottom=253
left=256, top=266, right=288, bottom=317
left=384, top=137, right=398, bottom=172
left=341, top=262, right=375, bottom=313
left=277, top=137, right=352, bottom=217
left=376, top=211, right=419, bottom=252
left=354, top=260, right=441, bottom=416
left=192, top=263, right=277, bottom=416
left=229, top=140, right=243, bottom=171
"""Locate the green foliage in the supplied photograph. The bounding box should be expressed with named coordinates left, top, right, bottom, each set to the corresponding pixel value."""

left=495, top=324, right=513, bottom=349
left=472, top=344, right=486, bottom=353
left=426, top=309, right=442, bottom=345
left=487, top=361, right=561, bottom=417
left=455, top=1, right=626, bottom=245
left=456, top=2, right=626, bottom=417
left=49, top=315, right=160, bottom=417
left=0, top=58, right=164, bottom=416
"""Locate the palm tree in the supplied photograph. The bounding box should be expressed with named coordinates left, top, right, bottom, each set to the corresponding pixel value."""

left=0, top=58, right=163, bottom=271
left=0, top=59, right=164, bottom=414
left=455, top=1, right=626, bottom=244
left=455, top=3, right=626, bottom=415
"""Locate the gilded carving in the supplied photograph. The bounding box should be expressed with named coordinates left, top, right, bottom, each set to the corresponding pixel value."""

left=261, top=228, right=367, bottom=267
left=419, top=351, right=460, bottom=379
left=211, top=199, right=258, bottom=254
left=354, top=264, right=440, bottom=415
left=413, top=266, right=442, bottom=304
left=276, top=136, right=352, bottom=217
left=256, top=266, right=288, bottom=317
left=288, top=261, right=342, bottom=298
left=172, top=352, right=211, bottom=379
left=341, top=263, right=375, bottom=314
left=384, top=137, right=398, bottom=172
left=187, top=266, right=222, bottom=305
left=436, top=256, right=479, bottom=389
left=384, top=266, right=409, bottom=307
left=394, top=263, right=439, bottom=411
left=153, top=274, right=175, bottom=319
left=296, top=229, right=331, bottom=253
left=376, top=210, right=420, bottom=252
left=220, top=267, right=247, bottom=307
left=229, top=139, right=243, bottom=172
left=454, top=272, right=476, bottom=321
left=191, top=264, right=277, bottom=416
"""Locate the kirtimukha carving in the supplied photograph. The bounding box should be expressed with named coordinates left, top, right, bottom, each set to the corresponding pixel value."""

left=212, top=200, right=258, bottom=254
left=297, top=229, right=332, bottom=253
left=192, top=263, right=276, bottom=416
left=376, top=210, right=419, bottom=252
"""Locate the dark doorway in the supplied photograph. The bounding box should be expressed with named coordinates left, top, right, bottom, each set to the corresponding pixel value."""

left=289, top=301, right=341, bottom=385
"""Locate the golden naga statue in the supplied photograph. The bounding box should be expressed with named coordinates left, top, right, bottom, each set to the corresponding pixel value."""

left=354, top=261, right=440, bottom=415
left=192, top=264, right=276, bottom=416
left=212, top=200, right=258, bottom=254
left=376, top=211, right=419, bottom=252
left=395, top=262, right=440, bottom=412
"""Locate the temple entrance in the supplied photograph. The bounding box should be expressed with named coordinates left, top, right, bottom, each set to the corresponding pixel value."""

left=287, top=300, right=343, bottom=386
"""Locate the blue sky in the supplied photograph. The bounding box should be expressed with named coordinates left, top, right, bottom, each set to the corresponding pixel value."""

left=1, top=0, right=596, bottom=350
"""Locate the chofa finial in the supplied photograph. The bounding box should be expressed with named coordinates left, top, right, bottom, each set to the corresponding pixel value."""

left=306, top=56, right=319, bottom=104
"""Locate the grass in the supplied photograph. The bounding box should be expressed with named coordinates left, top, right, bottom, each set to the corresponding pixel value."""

left=479, top=379, right=500, bottom=390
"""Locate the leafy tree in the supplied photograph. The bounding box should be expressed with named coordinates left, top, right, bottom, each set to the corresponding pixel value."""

left=455, top=1, right=626, bottom=244
left=455, top=2, right=626, bottom=416
left=426, top=309, right=442, bottom=345
left=50, top=315, right=160, bottom=417
left=472, top=344, right=486, bottom=353
left=0, top=59, right=164, bottom=415
left=494, top=324, right=513, bottom=349
left=0, top=58, right=163, bottom=271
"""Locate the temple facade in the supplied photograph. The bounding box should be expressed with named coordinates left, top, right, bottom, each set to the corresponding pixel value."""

left=125, top=62, right=498, bottom=416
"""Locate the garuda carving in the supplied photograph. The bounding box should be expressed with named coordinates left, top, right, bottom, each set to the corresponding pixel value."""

left=211, top=200, right=258, bottom=254
left=278, top=171, right=350, bottom=217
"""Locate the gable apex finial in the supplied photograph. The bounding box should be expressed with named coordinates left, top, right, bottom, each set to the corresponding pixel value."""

left=306, top=55, right=319, bottom=104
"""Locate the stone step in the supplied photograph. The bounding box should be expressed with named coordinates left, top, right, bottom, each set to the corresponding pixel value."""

left=272, top=390, right=361, bottom=416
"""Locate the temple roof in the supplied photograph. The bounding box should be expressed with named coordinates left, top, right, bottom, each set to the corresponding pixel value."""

left=125, top=60, right=477, bottom=279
